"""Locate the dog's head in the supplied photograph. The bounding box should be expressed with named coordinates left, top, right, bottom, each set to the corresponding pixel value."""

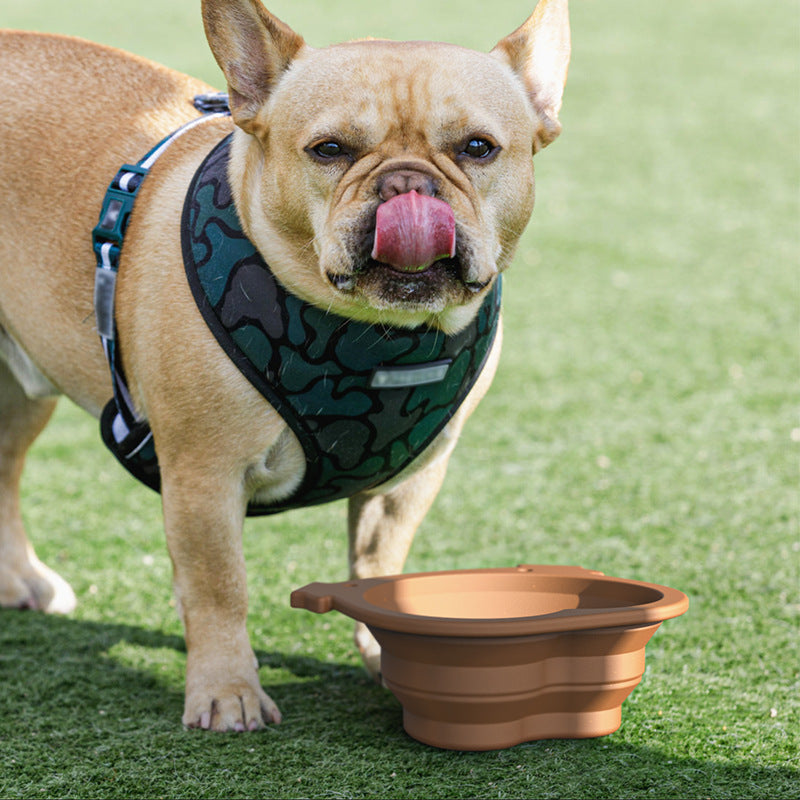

left=202, top=0, right=570, bottom=333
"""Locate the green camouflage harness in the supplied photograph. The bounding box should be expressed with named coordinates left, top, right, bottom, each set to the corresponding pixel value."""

left=94, top=109, right=500, bottom=515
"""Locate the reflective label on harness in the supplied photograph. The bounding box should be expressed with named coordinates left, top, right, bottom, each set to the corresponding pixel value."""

left=369, top=360, right=451, bottom=389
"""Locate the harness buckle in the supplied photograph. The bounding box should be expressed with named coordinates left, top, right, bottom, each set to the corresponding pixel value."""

left=91, top=163, right=149, bottom=245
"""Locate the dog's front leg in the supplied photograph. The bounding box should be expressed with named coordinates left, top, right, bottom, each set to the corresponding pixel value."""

left=348, top=454, right=452, bottom=681
left=160, top=468, right=280, bottom=731
left=347, top=330, right=502, bottom=681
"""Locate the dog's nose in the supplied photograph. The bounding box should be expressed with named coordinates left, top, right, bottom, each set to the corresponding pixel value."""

left=377, top=170, right=437, bottom=202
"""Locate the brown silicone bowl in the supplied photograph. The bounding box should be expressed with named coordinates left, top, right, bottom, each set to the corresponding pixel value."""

left=290, top=564, right=688, bottom=751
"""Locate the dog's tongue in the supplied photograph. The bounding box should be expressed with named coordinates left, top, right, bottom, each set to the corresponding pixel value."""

left=372, top=191, right=456, bottom=272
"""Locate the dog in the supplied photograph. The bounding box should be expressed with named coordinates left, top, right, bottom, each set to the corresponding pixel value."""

left=0, top=0, right=570, bottom=731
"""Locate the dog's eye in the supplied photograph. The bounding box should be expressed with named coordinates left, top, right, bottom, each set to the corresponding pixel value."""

left=460, top=138, right=497, bottom=160
left=311, top=141, right=346, bottom=159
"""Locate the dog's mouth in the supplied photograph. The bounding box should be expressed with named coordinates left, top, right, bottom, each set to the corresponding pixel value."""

left=327, top=191, right=493, bottom=312
left=328, top=256, right=490, bottom=304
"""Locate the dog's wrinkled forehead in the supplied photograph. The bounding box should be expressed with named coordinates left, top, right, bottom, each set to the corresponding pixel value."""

left=268, top=41, right=535, bottom=153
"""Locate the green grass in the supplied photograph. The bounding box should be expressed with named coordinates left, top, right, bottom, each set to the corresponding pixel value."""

left=1, top=0, right=798, bottom=797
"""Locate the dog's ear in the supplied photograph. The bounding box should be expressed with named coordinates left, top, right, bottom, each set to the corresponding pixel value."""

left=202, top=0, right=306, bottom=135
left=491, top=0, right=570, bottom=151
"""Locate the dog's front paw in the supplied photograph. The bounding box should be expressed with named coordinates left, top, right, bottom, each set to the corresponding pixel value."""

left=354, top=622, right=382, bottom=684
left=183, top=675, right=282, bottom=732
left=0, top=557, right=77, bottom=614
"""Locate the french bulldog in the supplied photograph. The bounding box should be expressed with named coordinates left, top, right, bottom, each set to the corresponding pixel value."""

left=0, top=0, right=569, bottom=731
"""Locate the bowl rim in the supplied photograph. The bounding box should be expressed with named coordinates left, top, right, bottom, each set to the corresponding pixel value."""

left=290, top=564, right=690, bottom=638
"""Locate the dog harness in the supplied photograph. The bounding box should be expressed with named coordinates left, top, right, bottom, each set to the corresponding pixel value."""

left=93, top=96, right=501, bottom=515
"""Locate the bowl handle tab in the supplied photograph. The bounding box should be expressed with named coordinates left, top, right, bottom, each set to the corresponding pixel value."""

left=290, top=583, right=336, bottom=614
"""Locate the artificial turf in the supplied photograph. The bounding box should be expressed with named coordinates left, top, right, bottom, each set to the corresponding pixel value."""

left=0, top=0, right=797, bottom=797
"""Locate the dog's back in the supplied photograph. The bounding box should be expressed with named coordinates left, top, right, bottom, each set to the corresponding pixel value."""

left=0, top=31, right=213, bottom=410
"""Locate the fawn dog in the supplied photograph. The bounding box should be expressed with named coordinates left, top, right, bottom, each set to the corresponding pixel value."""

left=0, top=0, right=569, bottom=730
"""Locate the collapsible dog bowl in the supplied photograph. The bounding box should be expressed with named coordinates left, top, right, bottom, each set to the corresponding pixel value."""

left=290, top=565, right=688, bottom=750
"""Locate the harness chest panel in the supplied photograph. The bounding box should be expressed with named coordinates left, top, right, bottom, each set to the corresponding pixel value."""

left=102, top=133, right=501, bottom=515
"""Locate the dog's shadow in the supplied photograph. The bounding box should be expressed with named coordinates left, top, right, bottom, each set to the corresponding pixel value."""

left=2, top=610, right=795, bottom=799
left=0, top=608, right=399, bottom=741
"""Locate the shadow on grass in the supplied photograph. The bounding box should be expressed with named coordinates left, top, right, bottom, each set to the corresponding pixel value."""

left=0, top=608, right=392, bottom=738
left=1, top=611, right=796, bottom=799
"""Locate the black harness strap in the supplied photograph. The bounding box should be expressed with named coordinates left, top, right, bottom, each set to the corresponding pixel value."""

left=92, top=95, right=230, bottom=482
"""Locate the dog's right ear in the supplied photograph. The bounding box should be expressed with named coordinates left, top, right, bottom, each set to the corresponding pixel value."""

left=491, top=0, right=570, bottom=152
left=202, top=0, right=306, bottom=136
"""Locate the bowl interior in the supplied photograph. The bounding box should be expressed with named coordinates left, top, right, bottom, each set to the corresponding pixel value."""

left=361, top=572, right=663, bottom=620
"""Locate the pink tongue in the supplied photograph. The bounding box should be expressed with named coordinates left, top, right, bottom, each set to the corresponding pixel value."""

left=371, top=191, right=456, bottom=272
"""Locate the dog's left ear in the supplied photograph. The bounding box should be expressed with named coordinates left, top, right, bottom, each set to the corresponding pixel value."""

left=202, top=0, right=306, bottom=135
left=491, top=0, right=570, bottom=152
